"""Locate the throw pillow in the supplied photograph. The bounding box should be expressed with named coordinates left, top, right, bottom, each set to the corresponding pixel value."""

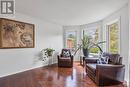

left=97, top=57, right=109, bottom=64
left=63, top=51, right=70, bottom=57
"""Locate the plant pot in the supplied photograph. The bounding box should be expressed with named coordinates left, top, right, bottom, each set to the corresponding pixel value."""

left=83, top=48, right=89, bottom=57
left=48, top=51, right=53, bottom=56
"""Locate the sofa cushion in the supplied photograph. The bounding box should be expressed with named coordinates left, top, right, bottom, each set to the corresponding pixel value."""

left=59, top=57, right=71, bottom=62
left=108, top=54, right=122, bottom=64
left=85, top=58, right=98, bottom=64
left=101, top=52, right=122, bottom=65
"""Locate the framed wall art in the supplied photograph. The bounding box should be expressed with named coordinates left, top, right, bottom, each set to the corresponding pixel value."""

left=0, top=18, right=35, bottom=48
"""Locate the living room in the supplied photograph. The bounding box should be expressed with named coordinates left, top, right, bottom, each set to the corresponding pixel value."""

left=0, top=0, right=129, bottom=87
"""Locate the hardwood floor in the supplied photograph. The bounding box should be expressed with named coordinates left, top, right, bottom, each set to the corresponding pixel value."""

left=0, top=62, right=125, bottom=87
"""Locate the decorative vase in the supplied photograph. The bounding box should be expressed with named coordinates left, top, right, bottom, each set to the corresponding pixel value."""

left=83, top=48, right=89, bottom=57
left=48, top=56, right=53, bottom=66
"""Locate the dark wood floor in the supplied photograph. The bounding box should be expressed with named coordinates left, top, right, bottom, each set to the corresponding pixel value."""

left=0, top=62, right=125, bottom=87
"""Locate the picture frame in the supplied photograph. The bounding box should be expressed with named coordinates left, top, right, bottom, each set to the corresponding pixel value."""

left=0, top=18, right=35, bottom=48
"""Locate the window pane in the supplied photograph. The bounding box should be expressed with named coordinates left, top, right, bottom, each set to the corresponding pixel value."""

left=89, top=46, right=99, bottom=53
left=108, top=22, right=119, bottom=53
left=66, top=31, right=77, bottom=50
left=84, top=28, right=99, bottom=53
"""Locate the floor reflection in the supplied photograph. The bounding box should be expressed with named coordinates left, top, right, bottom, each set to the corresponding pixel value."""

left=57, top=67, right=74, bottom=80
left=66, top=69, right=77, bottom=87
left=0, top=62, right=124, bottom=87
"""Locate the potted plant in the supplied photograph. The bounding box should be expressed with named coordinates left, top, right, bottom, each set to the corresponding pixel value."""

left=82, top=30, right=91, bottom=57
left=43, top=48, right=55, bottom=57
left=74, top=30, right=105, bottom=57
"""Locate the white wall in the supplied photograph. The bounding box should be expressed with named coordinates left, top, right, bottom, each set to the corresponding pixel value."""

left=0, top=13, right=63, bottom=77
left=102, top=4, right=129, bottom=83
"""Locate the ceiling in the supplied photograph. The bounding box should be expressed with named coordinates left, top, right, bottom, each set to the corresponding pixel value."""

left=16, top=0, right=128, bottom=25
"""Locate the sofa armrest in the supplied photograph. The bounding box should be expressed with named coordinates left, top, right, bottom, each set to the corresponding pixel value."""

left=96, top=64, right=125, bottom=86
left=85, top=58, right=99, bottom=64
left=96, top=64, right=125, bottom=69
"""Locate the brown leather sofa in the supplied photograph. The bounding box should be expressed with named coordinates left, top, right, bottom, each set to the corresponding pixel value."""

left=85, top=53, right=125, bottom=86
left=57, top=49, right=73, bottom=68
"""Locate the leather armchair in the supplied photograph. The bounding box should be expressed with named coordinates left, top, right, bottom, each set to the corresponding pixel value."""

left=96, top=64, right=125, bottom=86
left=57, top=49, right=73, bottom=68
left=85, top=53, right=125, bottom=86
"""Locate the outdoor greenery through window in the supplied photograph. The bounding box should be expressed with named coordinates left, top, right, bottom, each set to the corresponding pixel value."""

left=83, top=28, right=99, bottom=54
left=65, top=31, right=77, bottom=50
left=108, top=22, right=119, bottom=54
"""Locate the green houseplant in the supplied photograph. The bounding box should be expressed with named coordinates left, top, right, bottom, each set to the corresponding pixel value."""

left=43, top=48, right=55, bottom=57
left=74, top=30, right=105, bottom=57
left=82, top=30, right=91, bottom=57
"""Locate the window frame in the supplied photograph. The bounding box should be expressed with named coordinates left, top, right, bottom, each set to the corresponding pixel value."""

left=106, top=18, right=121, bottom=54
left=65, top=30, right=77, bottom=50
left=81, top=26, right=101, bottom=54
left=81, top=26, right=100, bottom=41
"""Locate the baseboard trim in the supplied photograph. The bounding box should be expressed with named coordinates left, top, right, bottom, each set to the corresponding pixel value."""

left=0, top=62, right=57, bottom=78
